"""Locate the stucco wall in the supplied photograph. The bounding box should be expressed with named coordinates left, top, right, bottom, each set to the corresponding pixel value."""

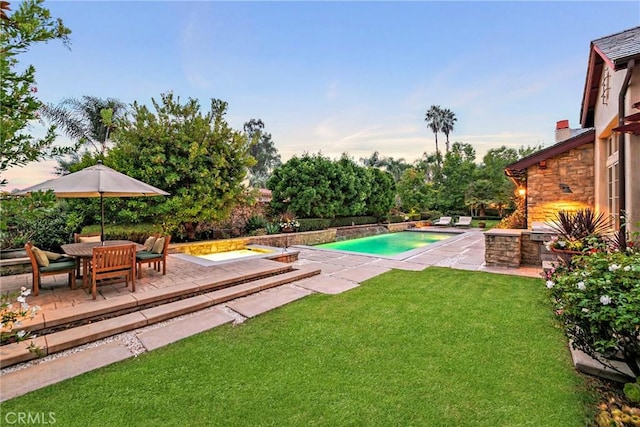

left=593, top=63, right=640, bottom=233
left=525, top=143, right=595, bottom=227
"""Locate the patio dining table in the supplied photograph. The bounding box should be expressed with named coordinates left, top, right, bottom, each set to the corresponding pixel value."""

left=62, top=240, right=145, bottom=287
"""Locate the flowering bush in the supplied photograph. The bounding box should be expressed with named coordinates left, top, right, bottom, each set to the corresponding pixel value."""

left=1, top=287, right=40, bottom=348
left=279, top=213, right=300, bottom=230
left=545, top=250, right=640, bottom=380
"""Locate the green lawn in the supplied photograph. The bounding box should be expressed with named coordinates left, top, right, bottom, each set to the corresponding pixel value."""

left=0, top=268, right=594, bottom=426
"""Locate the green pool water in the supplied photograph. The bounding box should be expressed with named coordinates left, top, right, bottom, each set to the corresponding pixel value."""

left=315, top=231, right=454, bottom=256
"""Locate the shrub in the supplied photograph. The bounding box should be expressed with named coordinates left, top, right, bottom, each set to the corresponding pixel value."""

left=495, top=207, right=526, bottom=229
left=264, top=223, right=281, bottom=235
left=297, top=218, right=331, bottom=232
left=81, top=223, right=165, bottom=243
left=329, top=216, right=378, bottom=227
left=1, top=194, right=83, bottom=251
left=545, top=249, right=640, bottom=380
left=388, top=215, right=405, bottom=224
left=246, top=215, right=267, bottom=233
left=420, top=210, right=442, bottom=220
left=548, top=209, right=610, bottom=251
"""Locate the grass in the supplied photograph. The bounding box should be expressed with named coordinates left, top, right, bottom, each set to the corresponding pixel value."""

left=0, top=268, right=595, bottom=426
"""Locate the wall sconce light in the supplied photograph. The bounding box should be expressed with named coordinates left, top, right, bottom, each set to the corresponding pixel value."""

left=517, top=187, right=526, bottom=197
left=559, top=183, right=572, bottom=193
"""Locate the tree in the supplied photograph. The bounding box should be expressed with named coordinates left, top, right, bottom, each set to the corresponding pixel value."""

left=474, top=145, right=542, bottom=215
left=424, top=105, right=443, bottom=158
left=42, top=96, right=127, bottom=157
left=0, top=0, right=71, bottom=186
left=267, top=153, right=393, bottom=219
left=464, top=179, right=493, bottom=217
left=108, top=92, right=254, bottom=239
left=335, top=154, right=368, bottom=217
left=267, top=154, right=340, bottom=218
left=380, top=156, right=410, bottom=183
left=365, top=167, right=395, bottom=219
left=242, top=119, right=281, bottom=187
left=441, top=108, right=457, bottom=153
left=440, top=142, right=476, bottom=212
left=397, top=168, right=432, bottom=213
left=359, top=151, right=384, bottom=167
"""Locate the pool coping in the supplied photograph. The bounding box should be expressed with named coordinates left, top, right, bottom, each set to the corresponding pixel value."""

left=296, top=229, right=471, bottom=261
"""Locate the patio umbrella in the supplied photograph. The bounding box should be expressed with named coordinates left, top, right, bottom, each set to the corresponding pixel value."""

left=17, top=161, right=170, bottom=242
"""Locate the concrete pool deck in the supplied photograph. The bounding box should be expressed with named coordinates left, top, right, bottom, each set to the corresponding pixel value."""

left=0, top=230, right=542, bottom=401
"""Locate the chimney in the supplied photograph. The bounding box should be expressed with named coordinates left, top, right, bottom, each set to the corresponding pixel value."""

left=555, top=120, right=571, bottom=142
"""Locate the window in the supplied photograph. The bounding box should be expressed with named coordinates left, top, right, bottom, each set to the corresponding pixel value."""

left=605, top=135, right=619, bottom=227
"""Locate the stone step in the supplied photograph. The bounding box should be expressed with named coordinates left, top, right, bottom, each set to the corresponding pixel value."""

left=542, top=261, right=556, bottom=272
left=16, top=262, right=295, bottom=335
left=0, top=266, right=320, bottom=368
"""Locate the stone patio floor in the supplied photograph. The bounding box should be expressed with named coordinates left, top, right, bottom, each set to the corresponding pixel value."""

left=0, top=230, right=543, bottom=401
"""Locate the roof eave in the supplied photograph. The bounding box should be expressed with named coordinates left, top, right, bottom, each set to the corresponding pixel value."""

left=504, top=129, right=595, bottom=174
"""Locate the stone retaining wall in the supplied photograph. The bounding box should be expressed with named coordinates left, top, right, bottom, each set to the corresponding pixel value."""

left=249, top=229, right=336, bottom=247
left=335, top=224, right=388, bottom=241
left=170, top=238, right=250, bottom=255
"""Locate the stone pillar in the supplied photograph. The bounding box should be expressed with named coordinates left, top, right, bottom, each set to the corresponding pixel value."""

left=484, top=229, right=523, bottom=268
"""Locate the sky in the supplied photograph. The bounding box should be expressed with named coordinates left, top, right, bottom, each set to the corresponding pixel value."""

left=5, top=0, right=640, bottom=191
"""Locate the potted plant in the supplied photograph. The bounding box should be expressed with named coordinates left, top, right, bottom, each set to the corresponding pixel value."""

left=279, top=213, right=300, bottom=233
left=545, top=209, right=610, bottom=264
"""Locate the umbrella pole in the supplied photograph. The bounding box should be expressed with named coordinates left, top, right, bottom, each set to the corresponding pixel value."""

left=100, top=193, right=105, bottom=243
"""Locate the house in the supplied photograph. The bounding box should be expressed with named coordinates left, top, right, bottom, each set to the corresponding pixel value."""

left=506, top=26, right=640, bottom=235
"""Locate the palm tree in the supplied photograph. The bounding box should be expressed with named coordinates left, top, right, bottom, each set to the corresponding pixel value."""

left=441, top=108, right=457, bottom=153
left=424, top=105, right=443, bottom=157
left=380, top=156, right=409, bottom=183
left=41, top=96, right=127, bottom=156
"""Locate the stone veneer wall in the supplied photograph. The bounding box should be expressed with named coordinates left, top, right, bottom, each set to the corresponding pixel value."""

left=336, top=225, right=388, bottom=241
left=526, top=143, right=594, bottom=228
left=520, top=232, right=541, bottom=266
left=484, top=229, right=552, bottom=267
left=170, top=238, right=250, bottom=255
left=249, top=229, right=336, bottom=247
left=484, top=229, right=523, bottom=268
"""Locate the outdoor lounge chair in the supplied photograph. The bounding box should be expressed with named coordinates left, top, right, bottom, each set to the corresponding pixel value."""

left=432, top=216, right=452, bottom=226
left=89, top=244, right=136, bottom=300
left=136, top=235, right=171, bottom=279
left=454, top=216, right=473, bottom=227
left=25, top=242, right=77, bottom=296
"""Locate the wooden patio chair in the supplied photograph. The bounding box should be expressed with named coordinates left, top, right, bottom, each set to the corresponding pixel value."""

left=73, top=232, right=101, bottom=276
left=136, top=235, right=171, bottom=279
left=24, top=242, right=77, bottom=296
left=89, top=244, right=136, bottom=300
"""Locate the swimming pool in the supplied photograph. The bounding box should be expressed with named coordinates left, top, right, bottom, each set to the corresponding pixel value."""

left=314, top=231, right=456, bottom=257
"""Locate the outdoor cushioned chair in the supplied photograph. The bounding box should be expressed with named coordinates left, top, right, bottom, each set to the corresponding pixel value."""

left=432, top=216, right=452, bottom=226
left=454, top=216, right=473, bottom=227
left=89, top=244, right=136, bottom=300
left=25, top=242, right=77, bottom=296
left=74, top=232, right=102, bottom=243
left=136, top=235, right=171, bottom=279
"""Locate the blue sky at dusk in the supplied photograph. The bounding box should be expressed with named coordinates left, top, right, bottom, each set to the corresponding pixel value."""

left=6, top=0, right=640, bottom=190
